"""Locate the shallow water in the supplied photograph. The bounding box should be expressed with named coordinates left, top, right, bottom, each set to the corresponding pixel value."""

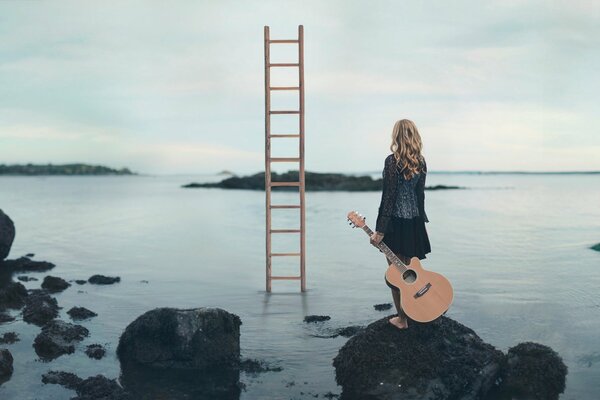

left=0, top=173, right=599, bottom=399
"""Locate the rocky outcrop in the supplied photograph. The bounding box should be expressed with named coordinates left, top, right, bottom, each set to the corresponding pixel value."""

left=41, top=276, right=71, bottom=293
left=304, top=315, right=331, bottom=323
left=23, top=290, right=59, bottom=326
left=1, top=256, right=55, bottom=273
left=0, top=332, right=19, bottom=344
left=373, top=303, right=393, bottom=311
left=42, top=371, right=131, bottom=400
left=333, top=316, right=505, bottom=400
left=0, top=349, right=13, bottom=382
left=33, top=320, right=89, bottom=360
left=85, top=344, right=106, bottom=360
left=88, top=275, right=120, bottom=285
left=0, top=281, right=28, bottom=309
left=0, top=210, right=15, bottom=260
left=501, top=342, right=567, bottom=400
left=67, top=306, right=97, bottom=320
left=117, top=307, right=241, bottom=370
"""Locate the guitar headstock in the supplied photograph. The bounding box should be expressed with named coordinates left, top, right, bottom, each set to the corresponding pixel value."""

left=347, top=210, right=366, bottom=228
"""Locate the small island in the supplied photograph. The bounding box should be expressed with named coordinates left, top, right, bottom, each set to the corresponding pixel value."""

left=182, top=171, right=464, bottom=191
left=0, top=163, right=135, bottom=176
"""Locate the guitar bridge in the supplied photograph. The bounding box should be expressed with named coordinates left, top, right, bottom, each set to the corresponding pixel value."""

left=414, top=282, right=432, bottom=299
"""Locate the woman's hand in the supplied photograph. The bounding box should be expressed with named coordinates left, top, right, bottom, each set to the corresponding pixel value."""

left=370, top=231, right=385, bottom=248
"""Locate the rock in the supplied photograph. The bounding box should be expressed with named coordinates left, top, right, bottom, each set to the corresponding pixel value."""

left=304, top=315, right=330, bottom=323
left=33, top=320, right=89, bottom=360
left=23, top=290, right=59, bottom=326
left=0, top=210, right=15, bottom=260
left=25, top=253, right=34, bottom=258
left=41, top=276, right=71, bottom=293
left=1, top=256, right=55, bottom=273
left=0, top=349, right=13, bottom=381
left=43, top=371, right=130, bottom=400
left=0, top=281, right=28, bottom=309
left=67, top=306, right=98, bottom=320
left=239, top=358, right=283, bottom=374
left=591, top=243, right=600, bottom=252
left=16, top=275, right=38, bottom=282
left=0, top=332, right=19, bottom=344
left=0, top=312, right=14, bottom=323
left=88, top=275, right=120, bottom=285
left=373, top=303, right=393, bottom=311
left=333, top=315, right=504, bottom=400
left=117, top=307, right=241, bottom=370
left=502, top=342, right=568, bottom=400
left=85, top=344, right=106, bottom=360
left=74, top=280, right=87, bottom=285
left=333, top=325, right=364, bottom=338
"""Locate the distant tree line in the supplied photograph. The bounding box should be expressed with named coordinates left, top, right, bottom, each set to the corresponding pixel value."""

left=0, top=163, right=135, bottom=175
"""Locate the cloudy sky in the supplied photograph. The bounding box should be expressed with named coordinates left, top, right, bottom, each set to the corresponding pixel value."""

left=0, top=0, right=598, bottom=174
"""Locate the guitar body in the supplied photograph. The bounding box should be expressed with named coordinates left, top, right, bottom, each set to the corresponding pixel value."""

left=385, top=257, right=453, bottom=323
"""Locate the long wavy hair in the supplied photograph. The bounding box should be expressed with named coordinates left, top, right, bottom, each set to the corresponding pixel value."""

left=390, top=119, right=424, bottom=180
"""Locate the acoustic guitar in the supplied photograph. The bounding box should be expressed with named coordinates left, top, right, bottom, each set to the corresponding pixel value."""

left=347, top=210, right=453, bottom=322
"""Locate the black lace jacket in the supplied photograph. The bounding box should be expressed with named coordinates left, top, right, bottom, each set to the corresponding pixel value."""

left=375, top=154, right=429, bottom=234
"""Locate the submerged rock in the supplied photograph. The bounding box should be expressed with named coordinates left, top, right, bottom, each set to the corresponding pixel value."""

left=88, top=275, right=120, bottom=285
left=23, top=290, right=59, bottom=326
left=591, top=243, right=600, bottom=252
left=33, top=320, right=89, bottom=360
left=0, top=281, right=28, bottom=309
left=42, top=370, right=82, bottom=389
left=85, top=344, right=106, bottom=360
left=0, top=332, right=19, bottom=344
left=501, top=342, right=567, bottom=400
left=74, top=279, right=87, bottom=285
left=0, top=210, right=15, bottom=260
left=304, top=315, right=331, bottom=323
left=117, top=307, right=241, bottom=370
left=0, top=349, right=13, bottom=382
left=373, top=303, right=393, bottom=311
left=43, top=371, right=130, bottom=400
left=333, top=315, right=504, bottom=400
left=2, top=256, right=55, bottom=273
left=67, top=306, right=97, bottom=321
left=239, top=358, right=283, bottom=374
left=41, top=276, right=71, bottom=293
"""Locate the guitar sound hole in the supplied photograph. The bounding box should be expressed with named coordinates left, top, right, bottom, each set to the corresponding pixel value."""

left=402, top=269, right=417, bottom=283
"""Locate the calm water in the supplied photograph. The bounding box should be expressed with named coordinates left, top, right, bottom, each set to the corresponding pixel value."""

left=0, top=173, right=599, bottom=399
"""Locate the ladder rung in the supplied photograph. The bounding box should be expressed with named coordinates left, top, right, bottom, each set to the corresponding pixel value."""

left=270, top=157, right=300, bottom=162
left=269, top=134, right=300, bottom=138
left=270, top=229, right=301, bottom=233
left=269, top=63, right=299, bottom=67
left=271, top=276, right=302, bottom=280
left=270, top=86, right=300, bottom=91
left=270, top=181, right=300, bottom=187
left=270, top=110, right=300, bottom=114
left=270, top=205, right=301, bottom=209
left=270, top=253, right=301, bottom=257
left=269, top=40, right=299, bottom=44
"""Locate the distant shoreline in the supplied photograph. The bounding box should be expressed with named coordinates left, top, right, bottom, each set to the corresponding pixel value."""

left=0, top=163, right=135, bottom=176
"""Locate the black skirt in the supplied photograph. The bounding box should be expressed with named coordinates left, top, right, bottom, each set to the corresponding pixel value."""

left=381, top=215, right=431, bottom=261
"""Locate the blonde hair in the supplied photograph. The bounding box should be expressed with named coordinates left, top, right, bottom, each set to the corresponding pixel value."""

left=390, top=119, right=424, bottom=180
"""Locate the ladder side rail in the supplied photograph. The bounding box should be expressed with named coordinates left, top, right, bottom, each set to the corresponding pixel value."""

left=264, top=26, right=272, bottom=293
left=298, top=25, right=306, bottom=292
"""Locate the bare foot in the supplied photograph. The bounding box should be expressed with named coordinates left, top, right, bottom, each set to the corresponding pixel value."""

left=389, top=316, right=408, bottom=329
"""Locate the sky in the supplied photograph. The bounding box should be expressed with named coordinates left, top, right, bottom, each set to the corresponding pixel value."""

left=0, top=0, right=598, bottom=174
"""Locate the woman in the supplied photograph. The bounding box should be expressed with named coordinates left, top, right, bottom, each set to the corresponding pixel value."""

left=370, top=119, right=431, bottom=329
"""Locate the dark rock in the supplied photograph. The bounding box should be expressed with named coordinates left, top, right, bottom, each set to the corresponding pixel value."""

left=23, top=289, right=59, bottom=326
left=88, top=275, right=120, bottom=285
left=0, top=349, right=13, bottom=381
left=334, top=325, right=364, bottom=338
left=0, top=312, right=14, bottom=323
left=240, top=358, right=283, bottom=374
left=117, top=307, right=241, bottom=370
left=0, top=281, right=28, bottom=309
left=25, top=253, right=34, bottom=258
left=33, top=319, right=89, bottom=360
left=0, top=332, right=19, bottom=344
left=333, top=315, right=504, bottom=400
left=0, top=210, right=15, bottom=260
left=502, top=342, right=568, bottom=400
left=304, top=315, right=330, bottom=323
left=43, top=371, right=130, bottom=400
left=85, top=344, right=106, bottom=360
left=17, top=275, right=38, bottom=282
left=373, top=303, right=393, bottom=311
left=42, top=275, right=71, bottom=293
left=67, top=306, right=97, bottom=320
left=74, top=280, right=87, bottom=285
left=2, top=256, right=55, bottom=273
left=591, top=243, right=600, bottom=252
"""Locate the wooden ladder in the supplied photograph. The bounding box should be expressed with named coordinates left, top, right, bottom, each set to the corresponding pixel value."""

left=264, top=25, right=306, bottom=292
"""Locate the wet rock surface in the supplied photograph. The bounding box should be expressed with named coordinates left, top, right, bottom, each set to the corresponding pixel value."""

left=23, top=289, right=59, bottom=326
left=117, top=307, right=241, bottom=370
left=0, top=209, right=15, bottom=260
left=17, top=275, right=38, bottom=282
left=43, top=371, right=131, bottom=400
left=41, top=275, right=71, bottom=293
left=1, top=256, right=55, bottom=273
left=0, top=332, right=19, bottom=344
left=333, top=315, right=505, bottom=400
left=88, top=274, right=121, bottom=285
left=0, top=281, right=28, bottom=309
left=85, top=344, right=106, bottom=360
left=0, top=349, right=13, bottom=381
left=304, top=315, right=331, bottom=323
left=373, top=303, right=393, bottom=311
left=68, top=306, right=98, bottom=320
left=33, top=320, right=89, bottom=360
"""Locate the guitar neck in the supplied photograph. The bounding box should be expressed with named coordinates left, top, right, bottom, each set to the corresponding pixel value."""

left=361, top=225, right=407, bottom=271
